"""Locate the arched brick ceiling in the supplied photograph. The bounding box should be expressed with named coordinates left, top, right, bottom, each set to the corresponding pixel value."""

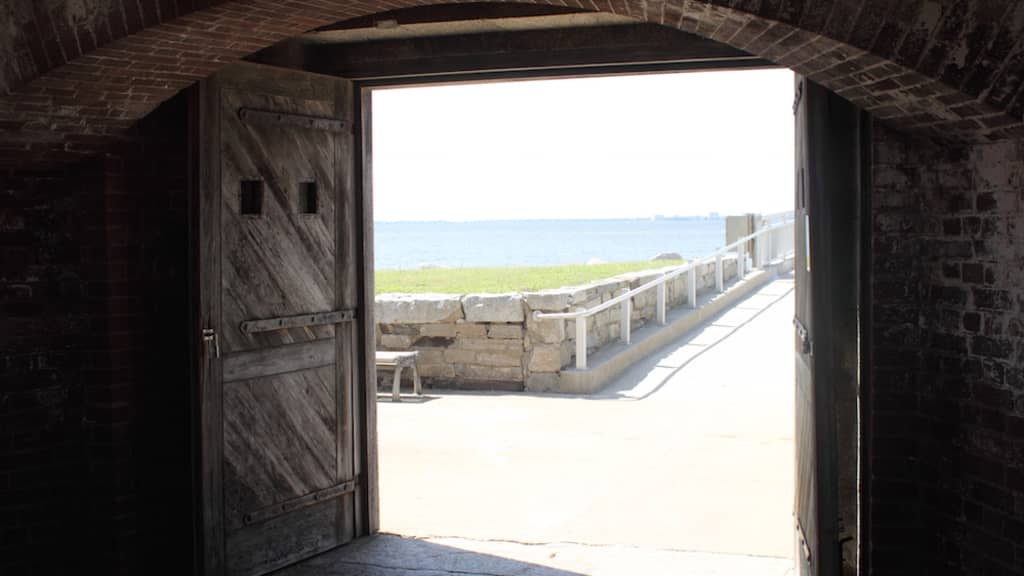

left=3, top=0, right=1024, bottom=166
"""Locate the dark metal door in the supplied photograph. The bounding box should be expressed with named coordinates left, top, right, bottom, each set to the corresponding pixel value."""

left=793, top=76, right=862, bottom=576
left=199, top=62, right=360, bottom=576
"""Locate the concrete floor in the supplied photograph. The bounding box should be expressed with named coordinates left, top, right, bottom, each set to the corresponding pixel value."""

left=283, top=276, right=796, bottom=575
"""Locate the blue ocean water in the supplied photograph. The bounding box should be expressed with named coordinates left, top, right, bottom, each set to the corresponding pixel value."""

left=374, top=218, right=725, bottom=270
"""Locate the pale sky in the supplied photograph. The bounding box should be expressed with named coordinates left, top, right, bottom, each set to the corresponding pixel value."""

left=371, top=68, right=794, bottom=221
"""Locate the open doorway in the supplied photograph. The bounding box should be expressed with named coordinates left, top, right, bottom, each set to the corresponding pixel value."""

left=195, top=8, right=865, bottom=576
left=365, top=69, right=799, bottom=573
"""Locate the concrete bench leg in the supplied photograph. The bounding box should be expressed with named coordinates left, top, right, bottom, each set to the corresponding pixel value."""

left=412, top=365, right=421, bottom=396
left=392, top=365, right=403, bottom=402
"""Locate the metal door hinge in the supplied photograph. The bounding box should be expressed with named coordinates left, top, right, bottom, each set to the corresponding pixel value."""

left=793, top=317, right=812, bottom=356
left=203, top=328, right=220, bottom=359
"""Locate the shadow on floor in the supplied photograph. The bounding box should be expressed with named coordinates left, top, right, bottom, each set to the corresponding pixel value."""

left=274, top=533, right=585, bottom=576
left=374, top=394, right=441, bottom=405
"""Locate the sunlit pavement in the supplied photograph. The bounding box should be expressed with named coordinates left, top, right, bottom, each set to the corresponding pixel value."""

left=283, top=276, right=796, bottom=575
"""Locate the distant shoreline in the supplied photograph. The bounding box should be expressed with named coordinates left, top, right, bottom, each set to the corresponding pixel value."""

left=374, top=215, right=723, bottom=224
left=375, top=217, right=726, bottom=270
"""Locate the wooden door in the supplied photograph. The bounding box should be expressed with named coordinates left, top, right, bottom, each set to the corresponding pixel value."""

left=793, top=76, right=862, bottom=576
left=198, top=62, right=367, bottom=576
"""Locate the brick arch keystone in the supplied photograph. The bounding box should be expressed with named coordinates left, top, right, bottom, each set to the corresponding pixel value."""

left=3, top=0, right=1024, bottom=167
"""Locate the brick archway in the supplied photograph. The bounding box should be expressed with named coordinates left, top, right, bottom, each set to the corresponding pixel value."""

left=2, top=0, right=1024, bottom=167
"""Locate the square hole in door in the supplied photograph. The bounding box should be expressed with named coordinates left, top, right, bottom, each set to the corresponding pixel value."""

left=300, top=181, right=318, bottom=214
left=240, top=180, right=263, bottom=215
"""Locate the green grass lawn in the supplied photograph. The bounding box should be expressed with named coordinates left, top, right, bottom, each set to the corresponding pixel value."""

left=375, top=260, right=684, bottom=294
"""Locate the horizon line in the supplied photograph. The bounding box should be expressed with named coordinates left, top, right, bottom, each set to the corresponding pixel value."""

left=372, top=214, right=741, bottom=224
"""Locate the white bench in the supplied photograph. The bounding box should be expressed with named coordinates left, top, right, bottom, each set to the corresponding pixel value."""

left=375, top=351, right=422, bottom=401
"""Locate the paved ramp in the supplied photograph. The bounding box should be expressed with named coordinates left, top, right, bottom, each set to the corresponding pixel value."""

left=283, top=276, right=796, bottom=575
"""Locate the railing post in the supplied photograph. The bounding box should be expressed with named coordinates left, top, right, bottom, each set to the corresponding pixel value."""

left=715, top=254, right=724, bottom=292
left=575, top=316, right=587, bottom=370
left=688, top=266, right=697, bottom=309
left=532, top=219, right=794, bottom=375
left=753, top=234, right=761, bottom=269
left=656, top=282, right=666, bottom=325
left=620, top=299, right=631, bottom=344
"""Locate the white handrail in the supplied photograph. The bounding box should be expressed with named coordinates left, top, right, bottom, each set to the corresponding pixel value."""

left=534, top=215, right=795, bottom=370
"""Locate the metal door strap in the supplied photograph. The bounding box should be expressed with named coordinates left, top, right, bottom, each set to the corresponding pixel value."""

left=242, top=478, right=358, bottom=526
left=241, top=309, right=357, bottom=333
left=238, top=107, right=345, bottom=132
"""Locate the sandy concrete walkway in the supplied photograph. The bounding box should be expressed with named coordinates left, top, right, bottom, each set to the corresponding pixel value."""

left=370, top=276, right=796, bottom=573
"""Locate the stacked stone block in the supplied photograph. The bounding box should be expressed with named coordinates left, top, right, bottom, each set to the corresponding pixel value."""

left=375, top=256, right=740, bottom=393
left=375, top=293, right=526, bottom=390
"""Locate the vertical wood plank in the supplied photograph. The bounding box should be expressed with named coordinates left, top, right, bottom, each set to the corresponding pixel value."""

left=356, top=85, right=380, bottom=535
left=188, top=82, right=202, bottom=576
left=334, top=75, right=357, bottom=544
left=199, top=75, right=226, bottom=576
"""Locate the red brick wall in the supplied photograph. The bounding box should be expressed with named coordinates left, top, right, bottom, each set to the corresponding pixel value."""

left=870, top=123, right=1024, bottom=575
left=2, top=2, right=1024, bottom=574
left=0, top=166, right=89, bottom=575
left=3, top=1, right=1024, bottom=169
left=0, top=90, right=194, bottom=576
left=0, top=0, right=221, bottom=94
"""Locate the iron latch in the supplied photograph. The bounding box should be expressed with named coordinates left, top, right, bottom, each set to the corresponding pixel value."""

left=793, top=317, right=812, bottom=356
left=796, top=519, right=813, bottom=565
left=202, top=328, right=220, bottom=359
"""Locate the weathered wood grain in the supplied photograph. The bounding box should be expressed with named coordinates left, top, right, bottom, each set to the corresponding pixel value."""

left=356, top=85, right=380, bottom=535
left=225, top=499, right=340, bottom=576
left=220, top=88, right=338, bottom=354
left=334, top=75, right=358, bottom=545
left=222, top=339, right=336, bottom=383
left=223, top=365, right=337, bottom=531
left=213, top=61, right=338, bottom=102
left=200, top=61, right=360, bottom=576
left=199, top=74, right=226, bottom=576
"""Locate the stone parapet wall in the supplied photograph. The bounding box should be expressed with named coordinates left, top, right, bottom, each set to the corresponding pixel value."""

left=375, top=256, right=739, bottom=393
left=375, top=292, right=527, bottom=390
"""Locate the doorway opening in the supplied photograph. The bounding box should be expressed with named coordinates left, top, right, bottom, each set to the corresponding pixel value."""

left=364, top=68, right=800, bottom=574
left=194, top=7, right=867, bottom=575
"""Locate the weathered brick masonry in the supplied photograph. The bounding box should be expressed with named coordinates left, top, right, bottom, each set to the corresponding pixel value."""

left=1, top=92, right=195, bottom=575
left=2, top=1, right=1024, bottom=575
left=1, top=164, right=89, bottom=574
left=3, top=0, right=1024, bottom=170
left=870, top=123, right=1024, bottom=575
